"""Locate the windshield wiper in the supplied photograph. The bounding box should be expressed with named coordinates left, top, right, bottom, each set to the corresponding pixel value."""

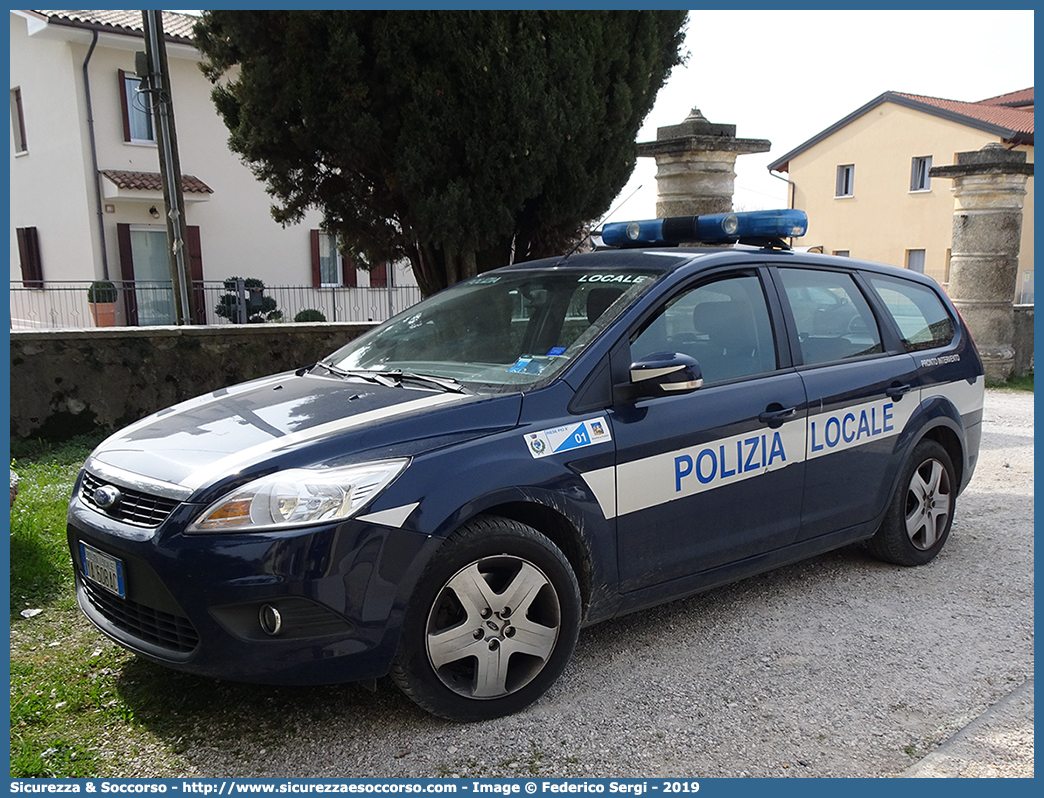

left=379, top=370, right=467, bottom=393
left=312, top=363, right=464, bottom=393
left=312, top=362, right=398, bottom=387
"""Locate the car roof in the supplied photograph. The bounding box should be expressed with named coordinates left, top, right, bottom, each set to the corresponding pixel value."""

left=507, top=246, right=939, bottom=291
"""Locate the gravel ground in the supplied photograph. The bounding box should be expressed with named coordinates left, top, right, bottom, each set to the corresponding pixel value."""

left=180, top=388, right=1033, bottom=778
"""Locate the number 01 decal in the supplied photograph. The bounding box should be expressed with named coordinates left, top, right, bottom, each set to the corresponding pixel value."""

left=525, top=417, right=612, bottom=459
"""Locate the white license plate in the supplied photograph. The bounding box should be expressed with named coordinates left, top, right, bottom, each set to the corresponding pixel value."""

left=79, top=542, right=126, bottom=598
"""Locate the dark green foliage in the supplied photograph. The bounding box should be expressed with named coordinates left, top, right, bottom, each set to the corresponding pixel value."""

left=294, top=308, right=327, bottom=323
left=86, top=281, right=117, bottom=303
left=194, top=11, right=686, bottom=295
left=214, top=275, right=282, bottom=323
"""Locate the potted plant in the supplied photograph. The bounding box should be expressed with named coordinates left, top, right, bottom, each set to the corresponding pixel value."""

left=87, top=280, right=118, bottom=327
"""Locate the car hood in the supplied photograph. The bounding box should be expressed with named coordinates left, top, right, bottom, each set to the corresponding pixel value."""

left=86, top=371, right=517, bottom=499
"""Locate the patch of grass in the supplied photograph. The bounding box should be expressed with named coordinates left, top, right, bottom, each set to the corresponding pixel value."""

left=11, top=432, right=398, bottom=777
left=10, top=435, right=101, bottom=613
left=986, top=371, right=1033, bottom=391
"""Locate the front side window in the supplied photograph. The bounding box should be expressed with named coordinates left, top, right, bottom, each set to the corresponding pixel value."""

left=910, top=156, right=933, bottom=191
left=779, top=268, right=882, bottom=366
left=631, top=274, right=777, bottom=383
left=120, top=71, right=154, bottom=143
left=867, top=274, right=955, bottom=352
left=329, top=266, right=661, bottom=390
left=835, top=164, right=854, bottom=198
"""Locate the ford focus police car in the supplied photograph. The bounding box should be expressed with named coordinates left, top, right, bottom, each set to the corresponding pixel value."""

left=68, top=210, right=984, bottom=721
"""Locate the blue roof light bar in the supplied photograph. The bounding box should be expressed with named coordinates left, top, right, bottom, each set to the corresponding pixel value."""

left=601, top=209, right=808, bottom=249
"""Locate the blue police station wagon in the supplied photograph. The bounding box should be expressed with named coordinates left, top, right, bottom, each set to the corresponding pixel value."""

left=68, top=210, right=984, bottom=720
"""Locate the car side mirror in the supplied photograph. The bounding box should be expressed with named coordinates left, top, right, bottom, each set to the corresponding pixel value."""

left=616, top=352, right=703, bottom=402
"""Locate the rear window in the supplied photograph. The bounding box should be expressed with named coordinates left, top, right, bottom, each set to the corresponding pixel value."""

left=867, top=275, right=955, bottom=352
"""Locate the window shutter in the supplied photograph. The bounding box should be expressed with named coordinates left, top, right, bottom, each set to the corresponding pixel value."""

left=117, top=70, right=132, bottom=143
left=341, top=251, right=357, bottom=287
left=310, top=230, right=322, bottom=288
left=186, top=225, right=206, bottom=324
left=116, top=223, right=139, bottom=325
left=16, top=227, right=43, bottom=287
left=370, top=262, right=388, bottom=288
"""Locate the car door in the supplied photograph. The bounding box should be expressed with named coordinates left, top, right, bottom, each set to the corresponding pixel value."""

left=611, top=269, right=808, bottom=592
left=771, top=265, right=920, bottom=541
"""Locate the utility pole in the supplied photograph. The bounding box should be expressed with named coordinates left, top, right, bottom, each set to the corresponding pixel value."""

left=139, top=10, right=193, bottom=324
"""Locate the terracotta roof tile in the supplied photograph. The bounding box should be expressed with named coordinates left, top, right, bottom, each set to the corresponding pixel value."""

left=895, top=91, right=1034, bottom=136
left=33, top=10, right=198, bottom=44
left=769, top=88, right=1034, bottom=172
left=101, top=170, right=213, bottom=195
left=978, top=87, right=1034, bottom=107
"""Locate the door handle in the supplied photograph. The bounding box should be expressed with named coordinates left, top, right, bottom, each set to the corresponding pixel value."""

left=759, top=405, right=797, bottom=428
left=886, top=383, right=912, bottom=401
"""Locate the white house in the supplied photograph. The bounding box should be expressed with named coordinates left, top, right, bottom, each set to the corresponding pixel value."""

left=9, top=9, right=418, bottom=328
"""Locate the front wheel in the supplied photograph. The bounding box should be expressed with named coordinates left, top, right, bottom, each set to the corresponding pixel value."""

left=391, top=516, right=581, bottom=721
left=869, top=439, right=957, bottom=566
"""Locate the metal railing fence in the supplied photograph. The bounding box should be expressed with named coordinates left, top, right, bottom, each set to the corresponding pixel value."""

left=10, top=280, right=423, bottom=330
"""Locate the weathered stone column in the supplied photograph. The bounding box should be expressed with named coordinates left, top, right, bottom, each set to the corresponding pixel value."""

left=930, top=144, right=1033, bottom=382
left=637, top=108, right=770, bottom=218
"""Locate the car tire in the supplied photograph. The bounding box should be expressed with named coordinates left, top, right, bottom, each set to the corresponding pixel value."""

left=869, top=439, right=957, bottom=566
left=390, top=515, right=581, bottom=721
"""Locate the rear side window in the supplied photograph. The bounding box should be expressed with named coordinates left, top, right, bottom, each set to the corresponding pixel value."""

left=778, top=268, right=883, bottom=366
left=867, top=274, right=955, bottom=352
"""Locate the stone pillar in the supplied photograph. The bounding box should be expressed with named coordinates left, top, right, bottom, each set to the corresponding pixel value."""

left=637, top=108, right=771, bottom=218
left=930, top=144, right=1033, bottom=382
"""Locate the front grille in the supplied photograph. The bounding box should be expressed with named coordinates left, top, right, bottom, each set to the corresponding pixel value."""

left=81, top=471, right=180, bottom=527
left=82, top=579, right=199, bottom=654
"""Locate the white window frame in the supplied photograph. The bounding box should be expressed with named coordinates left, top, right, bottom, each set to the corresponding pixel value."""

left=835, top=164, right=854, bottom=198
left=910, top=156, right=932, bottom=192
left=121, top=72, right=155, bottom=145
left=317, top=232, right=344, bottom=287
left=906, top=249, right=926, bottom=274
left=10, top=87, right=28, bottom=154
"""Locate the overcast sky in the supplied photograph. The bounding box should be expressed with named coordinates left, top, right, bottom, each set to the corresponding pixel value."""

left=178, top=9, right=1033, bottom=224
left=608, top=8, right=1035, bottom=223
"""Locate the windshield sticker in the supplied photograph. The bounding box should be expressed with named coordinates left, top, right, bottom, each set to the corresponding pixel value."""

left=526, top=417, right=612, bottom=459
left=578, top=274, right=650, bottom=284
left=546, top=346, right=567, bottom=357
left=469, top=275, right=502, bottom=285
left=508, top=358, right=545, bottom=374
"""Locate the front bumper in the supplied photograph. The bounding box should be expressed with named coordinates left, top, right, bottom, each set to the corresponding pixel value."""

left=67, top=482, right=434, bottom=685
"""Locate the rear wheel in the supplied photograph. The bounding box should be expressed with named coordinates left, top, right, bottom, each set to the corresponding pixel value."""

left=391, top=516, right=581, bottom=721
left=870, top=439, right=956, bottom=566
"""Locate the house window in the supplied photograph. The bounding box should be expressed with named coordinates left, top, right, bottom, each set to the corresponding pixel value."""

left=16, top=227, right=43, bottom=287
left=833, top=250, right=850, bottom=257
left=10, top=87, right=28, bottom=153
left=119, top=70, right=154, bottom=143
left=910, top=156, right=932, bottom=191
left=310, top=231, right=357, bottom=288
left=835, top=165, right=854, bottom=198
left=906, top=249, right=926, bottom=274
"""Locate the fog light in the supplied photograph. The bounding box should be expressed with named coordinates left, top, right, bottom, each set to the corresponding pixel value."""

left=259, top=604, right=282, bottom=636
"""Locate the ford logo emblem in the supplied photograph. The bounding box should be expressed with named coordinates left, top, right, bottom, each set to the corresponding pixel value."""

left=93, top=485, right=122, bottom=510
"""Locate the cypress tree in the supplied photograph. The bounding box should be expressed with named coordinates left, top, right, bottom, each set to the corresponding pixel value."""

left=195, top=10, right=687, bottom=295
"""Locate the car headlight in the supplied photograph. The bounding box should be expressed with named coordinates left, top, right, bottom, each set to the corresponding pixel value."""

left=188, top=459, right=409, bottom=532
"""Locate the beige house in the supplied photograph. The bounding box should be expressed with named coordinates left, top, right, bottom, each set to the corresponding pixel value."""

left=9, top=10, right=417, bottom=328
left=768, top=89, right=1034, bottom=303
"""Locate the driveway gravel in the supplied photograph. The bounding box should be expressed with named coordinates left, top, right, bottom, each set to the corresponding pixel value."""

left=180, top=388, right=1034, bottom=778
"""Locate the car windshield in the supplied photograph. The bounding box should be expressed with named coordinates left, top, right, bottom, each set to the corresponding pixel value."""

left=325, top=266, right=662, bottom=390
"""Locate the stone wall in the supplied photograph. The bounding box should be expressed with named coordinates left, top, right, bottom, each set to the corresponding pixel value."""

left=1013, top=305, right=1034, bottom=378
left=10, top=323, right=374, bottom=441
